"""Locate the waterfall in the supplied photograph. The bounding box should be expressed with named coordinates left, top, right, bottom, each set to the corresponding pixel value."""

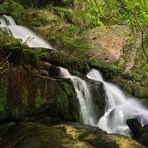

left=87, top=69, right=148, bottom=135
left=60, top=67, right=148, bottom=135
left=59, top=67, right=97, bottom=126
left=0, top=15, right=53, bottom=49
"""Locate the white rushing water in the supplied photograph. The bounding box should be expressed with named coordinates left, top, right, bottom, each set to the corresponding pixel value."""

left=59, top=67, right=97, bottom=126
left=87, top=69, right=148, bottom=135
left=0, top=15, right=53, bottom=49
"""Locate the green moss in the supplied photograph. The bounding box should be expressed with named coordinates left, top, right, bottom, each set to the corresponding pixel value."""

left=108, top=134, right=143, bottom=148
left=57, top=94, right=69, bottom=118
left=47, top=51, right=89, bottom=75
left=106, top=64, right=123, bottom=75
left=0, top=123, right=145, bottom=148
left=35, top=90, right=45, bottom=109
left=45, top=79, right=79, bottom=122
left=62, top=82, right=73, bottom=96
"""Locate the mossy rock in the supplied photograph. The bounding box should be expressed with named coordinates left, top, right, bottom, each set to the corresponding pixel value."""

left=0, top=122, right=15, bottom=136
left=0, top=61, right=79, bottom=123
left=47, top=79, right=79, bottom=122
left=108, top=134, right=145, bottom=148
left=0, top=122, right=145, bottom=148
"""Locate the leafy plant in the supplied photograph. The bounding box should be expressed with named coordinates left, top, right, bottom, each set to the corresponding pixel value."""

left=106, top=64, right=123, bottom=75
left=0, top=0, right=23, bottom=23
left=46, top=24, right=91, bottom=50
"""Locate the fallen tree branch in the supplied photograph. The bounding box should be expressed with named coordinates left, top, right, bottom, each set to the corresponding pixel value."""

left=30, top=70, right=60, bottom=81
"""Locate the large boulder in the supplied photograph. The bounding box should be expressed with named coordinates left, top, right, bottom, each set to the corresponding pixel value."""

left=0, top=63, right=79, bottom=123
left=126, top=118, right=148, bottom=147
left=0, top=122, right=145, bottom=148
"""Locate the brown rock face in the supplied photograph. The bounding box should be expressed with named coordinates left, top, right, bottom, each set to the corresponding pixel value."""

left=6, top=64, right=35, bottom=120
left=0, top=61, right=80, bottom=123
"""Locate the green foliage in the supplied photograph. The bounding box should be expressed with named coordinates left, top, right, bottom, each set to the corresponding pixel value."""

left=122, top=84, right=132, bottom=94
left=106, top=64, right=123, bottom=75
left=130, top=51, right=148, bottom=86
left=31, top=16, right=51, bottom=27
left=46, top=3, right=105, bottom=29
left=87, top=59, right=101, bottom=68
left=0, top=0, right=23, bottom=23
left=66, top=0, right=148, bottom=34
left=46, top=24, right=91, bottom=50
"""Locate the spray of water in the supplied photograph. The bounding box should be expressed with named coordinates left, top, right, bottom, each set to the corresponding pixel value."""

left=87, top=69, right=148, bottom=135
left=0, top=15, right=53, bottom=49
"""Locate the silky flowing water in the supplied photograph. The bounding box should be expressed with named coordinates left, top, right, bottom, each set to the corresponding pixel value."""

left=87, top=69, right=148, bottom=135
left=0, top=15, right=53, bottom=49
left=59, top=67, right=97, bottom=126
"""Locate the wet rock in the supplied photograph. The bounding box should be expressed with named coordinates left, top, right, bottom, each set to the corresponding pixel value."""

left=85, top=26, right=128, bottom=64
left=126, top=118, right=148, bottom=147
left=138, top=124, right=148, bottom=147
left=87, top=79, right=106, bottom=121
left=126, top=118, right=143, bottom=139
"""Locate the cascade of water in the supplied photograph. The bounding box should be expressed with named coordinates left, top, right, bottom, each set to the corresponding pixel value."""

left=0, top=16, right=7, bottom=27
left=2, top=15, right=16, bottom=25
left=0, top=15, right=53, bottom=49
left=0, top=15, right=10, bottom=33
left=87, top=69, right=148, bottom=135
left=59, top=67, right=97, bottom=126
